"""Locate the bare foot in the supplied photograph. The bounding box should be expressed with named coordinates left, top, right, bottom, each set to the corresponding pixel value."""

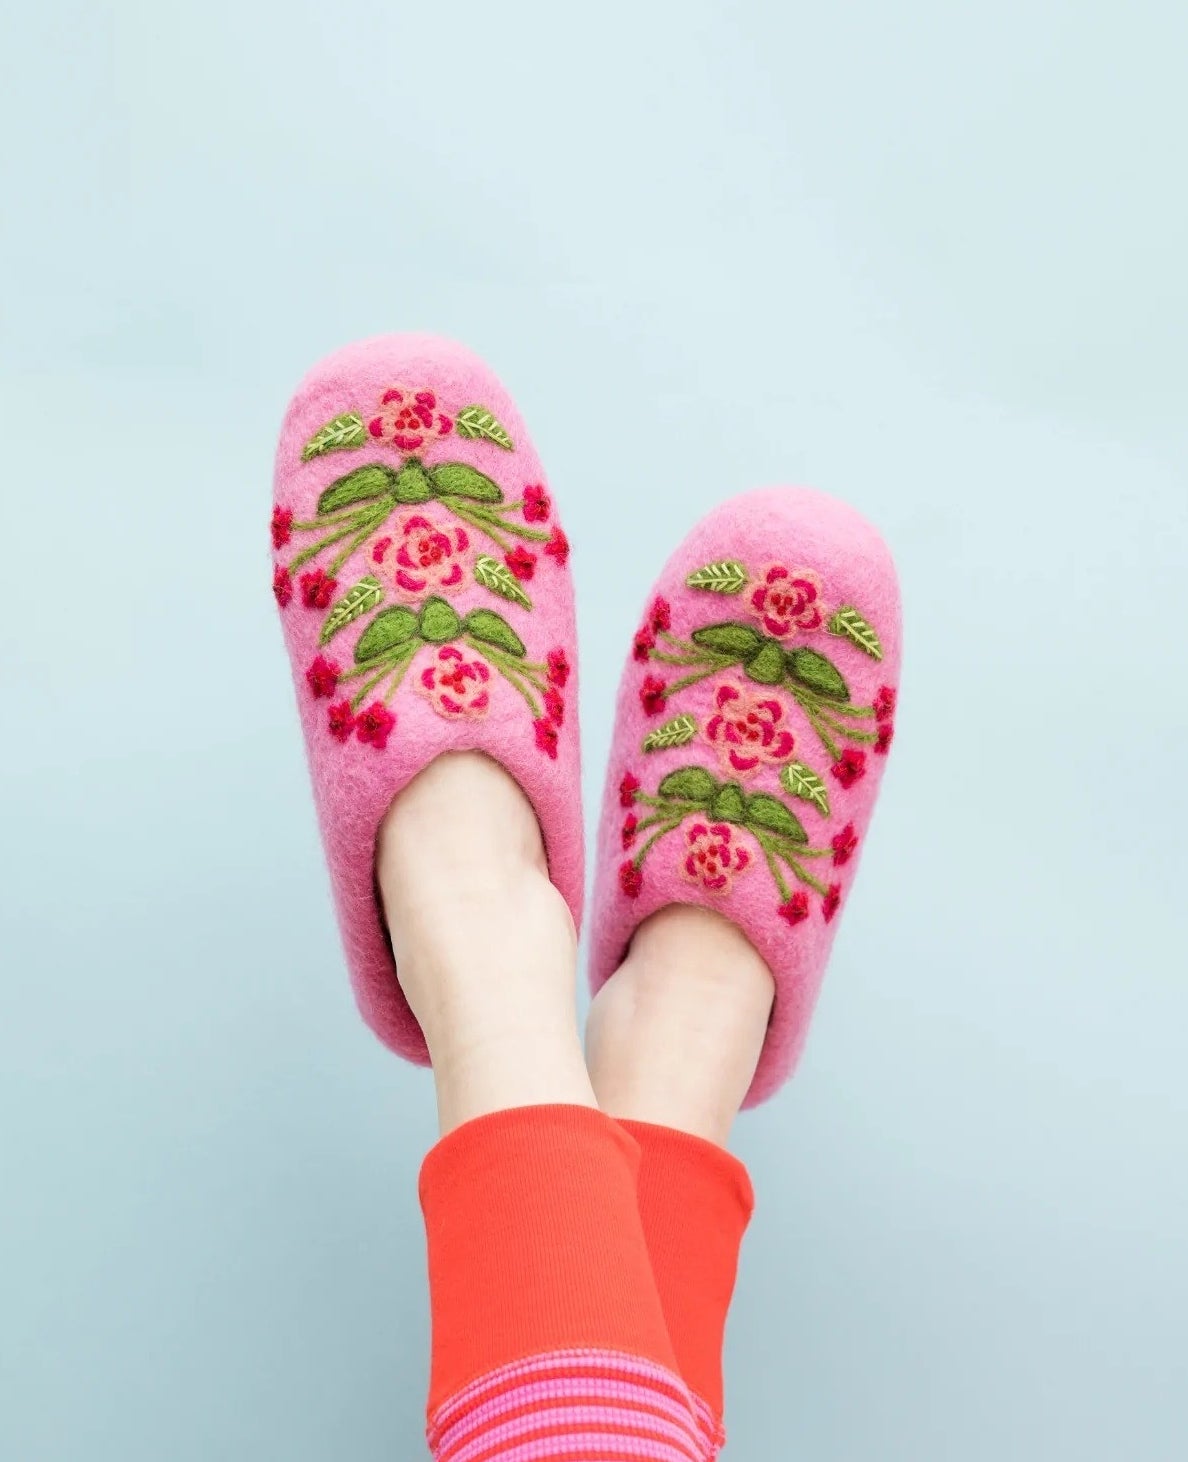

left=585, top=905, right=775, bottom=1147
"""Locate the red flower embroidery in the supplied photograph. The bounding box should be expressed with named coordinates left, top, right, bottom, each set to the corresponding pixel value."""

left=875, top=723, right=894, bottom=755
left=543, top=687, right=565, bottom=725
left=271, top=506, right=294, bottom=549
left=703, top=680, right=795, bottom=778
left=619, top=860, right=644, bottom=898
left=544, top=525, right=570, bottom=565
left=367, top=386, right=453, bottom=452
left=547, top=648, right=570, bottom=687
left=373, top=513, right=471, bottom=599
left=749, top=564, right=824, bottom=638
left=416, top=645, right=491, bottom=720
left=633, top=626, right=656, bottom=661
left=533, top=716, right=559, bottom=758
left=272, top=564, right=293, bottom=607
left=830, top=822, right=858, bottom=865
left=621, top=813, right=639, bottom=849
left=506, top=545, right=537, bottom=581
left=522, top=484, right=550, bottom=522
left=619, top=771, right=641, bottom=808
left=779, top=891, right=810, bottom=926
left=640, top=676, right=668, bottom=716
left=822, top=883, right=842, bottom=922
left=831, top=748, right=867, bottom=788
left=650, top=597, right=672, bottom=633
left=299, top=568, right=337, bottom=610
left=355, top=701, right=396, bottom=750
left=680, top=821, right=751, bottom=893
left=327, top=700, right=355, bottom=743
left=874, top=685, right=897, bottom=722
left=305, top=654, right=341, bottom=699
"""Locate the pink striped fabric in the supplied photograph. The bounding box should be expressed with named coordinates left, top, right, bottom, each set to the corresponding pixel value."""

left=427, top=1349, right=720, bottom=1461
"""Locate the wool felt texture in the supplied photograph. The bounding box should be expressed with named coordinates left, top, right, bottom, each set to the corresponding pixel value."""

left=591, top=488, right=901, bottom=1106
left=419, top=1105, right=715, bottom=1461
left=272, top=335, right=582, bottom=1063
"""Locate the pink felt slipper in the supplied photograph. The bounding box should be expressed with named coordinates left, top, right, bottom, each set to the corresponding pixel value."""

left=271, top=335, right=580, bottom=1062
left=590, top=488, right=901, bottom=1106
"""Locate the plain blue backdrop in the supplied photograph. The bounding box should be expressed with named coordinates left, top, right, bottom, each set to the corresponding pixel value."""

left=2, top=3, right=1186, bottom=1458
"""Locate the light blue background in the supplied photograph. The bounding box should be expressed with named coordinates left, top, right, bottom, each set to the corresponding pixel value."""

left=3, top=3, right=1186, bottom=1458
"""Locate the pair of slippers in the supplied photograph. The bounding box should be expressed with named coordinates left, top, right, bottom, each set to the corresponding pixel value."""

left=272, top=336, right=901, bottom=1106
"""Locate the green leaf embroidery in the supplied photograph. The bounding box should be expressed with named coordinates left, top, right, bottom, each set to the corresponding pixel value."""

left=745, top=793, right=808, bottom=843
left=418, top=597, right=463, bottom=644
left=691, top=622, right=763, bottom=659
left=354, top=605, right=418, bottom=663
left=320, top=575, right=383, bottom=646
left=301, top=412, right=366, bottom=462
left=779, top=761, right=831, bottom=817
left=317, top=464, right=398, bottom=516
left=686, top=561, right=748, bottom=594
left=711, top=782, right=747, bottom=823
left=828, top=605, right=884, bottom=661
left=474, top=554, right=532, bottom=609
left=743, top=640, right=786, bottom=685
left=658, top=766, right=717, bottom=804
left=392, top=459, right=436, bottom=505
left=462, top=608, right=526, bottom=657
left=431, top=462, right=504, bottom=504
left=455, top=405, right=515, bottom=451
left=785, top=646, right=850, bottom=702
left=641, top=714, right=698, bottom=752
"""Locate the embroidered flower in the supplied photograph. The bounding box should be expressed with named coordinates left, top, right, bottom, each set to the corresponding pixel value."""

left=543, top=688, right=565, bottom=725
left=522, top=484, right=550, bottom=522
left=619, top=860, right=644, bottom=898
left=299, top=568, right=337, bottom=610
left=822, top=883, right=842, bottom=922
left=830, top=822, right=858, bottom=865
left=372, top=513, right=471, bottom=599
left=327, top=700, right=355, bottom=742
left=621, top=813, right=639, bottom=849
left=355, top=701, right=396, bottom=750
left=533, top=716, right=559, bottom=758
left=544, top=525, right=570, bottom=565
left=273, top=564, right=293, bottom=607
left=367, top=386, right=453, bottom=452
left=547, top=648, right=570, bottom=687
left=875, top=723, right=894, bottom=755
left=650, top=596, right=672, bottom=633
left=679, top=821, right=751, bottom=893
left=633, top=625, right=656, bottom=661
left=619, top=771, right=641, bottom=808
left=874, top=685, right=897, bottom=722
left=779, top=891, right=810, bottom=926
left=305, top=654, right=341, bottom=699
left=271, top=506, right=294, bottom=549
left=830, top=748, right=867, bottom=788
left=748, top=564, right=824, bottom=638
left=703, top=681, right=795, bottom=778
left=640, top=676, right=668, bottom=716
left=416, top=645, right=491, bottom=720
left=506, top=545, right=537, bottom=581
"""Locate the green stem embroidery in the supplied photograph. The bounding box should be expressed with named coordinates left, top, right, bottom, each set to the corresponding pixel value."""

left=632, top=819, right=684, bottom=867
left=290, top=519, right=370, bottom=571
left=463, top=637, right=543, bottom=717
left=759, top=840, right=792, bottom=903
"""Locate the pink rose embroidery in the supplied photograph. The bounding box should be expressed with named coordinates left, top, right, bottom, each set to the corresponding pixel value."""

left=748, top=564, right=824, bottom=638
left=679, top=821, right=752, bottom=894
left=416, top=645, right=491, bottom=720
left=373, top=513, right=471, bottom=599
left=703, top=681, right=795, bottom=777
left=367, top=386, right=453, bottom=452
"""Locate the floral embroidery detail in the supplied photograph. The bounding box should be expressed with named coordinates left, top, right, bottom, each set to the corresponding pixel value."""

left=621, top=813, right=639, bottom=849
left=327, top=700, right=355, bottom=742
left=368, top=387, right=454, bottom=452
left=273, top=564, right=294, bottom=607
left=372, top=512, right=472, bottom=599
left=633, top=626, right=656, bottom=661
left=619, top=771, right=641, bottom=808
left=649, top=597, right=672, bottom=633
left=506, top=544, right=536, bottom=581
left=544, top=525, right=570, bottom=564
left=416, top=644, right=492, bottom=720
left=355, top=701, right=396, bottom=750
left=305, top=655, right=342, bottom=699
left=875, top=723, right=894, bottom=755
left=749, top=564, right=824, bottom=638
left=779, top=891, right=810, bottom=925
left=874, top=685, right=897, bottom=720
left=533, top=716, right=560, bottom=759
left=640, top=676, right=668, bottom=716
left=543, top=687, right=565, bottom=724
left=271, top=506, right=294, bottom=549
left=830, top=822, right=858, bottom=865
left=680, top=821, right=752, bottom=893
left=619, top=860, right=644, bottom=898
left=300, top=567, right=337, bottom=610
left=703, top=681, right=795, bottom=778
left=822, top=883, right=842, bottom=922
left=831, top=749, right=866, bottom=788
left=522, top=484, right=550, bottom=522
left=547, top=649, right=570, bottom=687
